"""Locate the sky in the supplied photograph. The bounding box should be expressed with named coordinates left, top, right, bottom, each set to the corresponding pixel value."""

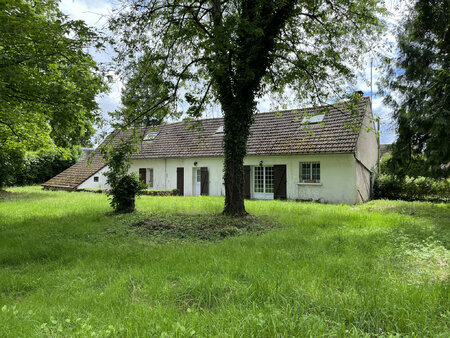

left=60, top=0, right=405, bottom=145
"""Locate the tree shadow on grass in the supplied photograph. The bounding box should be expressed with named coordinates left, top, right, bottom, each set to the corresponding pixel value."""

left=0, top=189, right=52, bottom=202
left=1, top=199, right=448, bottom=280
left=1, top=205, right=447, bottom=338
left=0, top=209, right=112, bottom=267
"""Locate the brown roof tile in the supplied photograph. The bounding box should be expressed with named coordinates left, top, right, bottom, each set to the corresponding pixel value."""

left=133, top=97, right=369, bottom=159
left=42, top=150, right=105, bottom=189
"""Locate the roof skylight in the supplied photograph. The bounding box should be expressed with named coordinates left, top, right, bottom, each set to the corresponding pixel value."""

left=301, top=114, right=325, bottom=124
left=143, top=131, right=158, bottom=141
left=215, top=125, right=224, bottom=134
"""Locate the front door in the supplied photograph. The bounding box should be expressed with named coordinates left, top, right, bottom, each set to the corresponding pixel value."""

left=176, top=167, right=184, bottom=196
left=253, top=166, right=274, bottom=199
left=139, top=168, right=146, bottom=184
left=274, top=165, right=287, bottom=200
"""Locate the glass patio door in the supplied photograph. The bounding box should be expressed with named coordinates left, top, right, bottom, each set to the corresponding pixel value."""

left=194, top=168, right=201, bottom=196
left=253, top=166, right=274, bottom=199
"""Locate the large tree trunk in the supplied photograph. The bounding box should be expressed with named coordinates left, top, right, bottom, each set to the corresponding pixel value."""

left=223, top=158, right=246, bottom=215
left=211, top=0, right=296, bottom=216
left=222, top=100, right=254, bottom=216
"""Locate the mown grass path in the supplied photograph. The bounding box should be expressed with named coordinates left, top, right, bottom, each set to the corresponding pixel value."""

left=0, top=186, right=449, bottom=336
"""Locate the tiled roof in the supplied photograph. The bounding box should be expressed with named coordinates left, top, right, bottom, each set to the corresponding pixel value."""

left=133, top=97, right=370, bottom=159
left=43, top=97, right=370, bottom=188
left=42, top=150, right=105, bottom=189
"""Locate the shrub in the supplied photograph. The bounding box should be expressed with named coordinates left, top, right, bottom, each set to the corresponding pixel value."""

left=13, top=147, right=82, bottom=186
left=109, top=174, right=145, bottom=213
left=374, top=174, right=450, bottom=202
left=141, top=189, right=178, bottom=196
left=100, top=137, right=144, bottom=213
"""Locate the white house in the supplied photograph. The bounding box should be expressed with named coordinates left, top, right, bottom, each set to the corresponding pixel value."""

left=43, top=97, right=378, bottom=204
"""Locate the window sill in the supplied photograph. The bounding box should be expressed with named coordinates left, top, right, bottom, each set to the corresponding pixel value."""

left=297, top=182, right=322, bottom=186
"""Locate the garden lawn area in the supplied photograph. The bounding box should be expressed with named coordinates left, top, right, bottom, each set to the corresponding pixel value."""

left=0, top=186, right=449, bottom=337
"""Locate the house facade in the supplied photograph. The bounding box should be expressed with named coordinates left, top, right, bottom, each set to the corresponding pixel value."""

left=43, top=97, right=378, bottom=204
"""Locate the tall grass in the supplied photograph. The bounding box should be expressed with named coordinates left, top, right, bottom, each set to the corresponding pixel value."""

left=0, top=186, right=448, bottom=337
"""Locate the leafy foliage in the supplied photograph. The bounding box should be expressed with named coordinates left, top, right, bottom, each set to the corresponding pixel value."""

left=109, top=0, right=385, bottom=215
left=0, top=0, right=107, bottom=187
left=115, top=56, right=179, bottom=127
left=381, top=0, right=450, bottom=178
left=0, top=147, right=25, bottom=189
left=374, top=174, right=450, bottom=202
left=12, top=147, right=82, bottom=187
left=381, top=153, right=438, bottom=178
left=99, top=135, right=144, bottom=213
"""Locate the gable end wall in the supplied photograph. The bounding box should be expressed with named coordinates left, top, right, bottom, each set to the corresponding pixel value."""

left=354, top=105, right=379, bottom=202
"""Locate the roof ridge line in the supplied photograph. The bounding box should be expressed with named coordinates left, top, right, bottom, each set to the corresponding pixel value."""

left=157, top=97, right=370, bottom=126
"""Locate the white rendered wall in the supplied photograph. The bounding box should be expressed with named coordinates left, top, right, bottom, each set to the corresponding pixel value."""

left=78, top=166, right=110, bottom=190
left=244, top=154, right=357, bottom=204
left=355, top=107, right=379, bottom=202
left=125, top=153, right=358, bottom=204
left=76, top=153, right=359, bottom=203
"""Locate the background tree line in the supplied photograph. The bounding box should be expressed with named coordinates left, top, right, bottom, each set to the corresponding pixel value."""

left=1, top=147, right=82, bottom=187
left=0, top=0, right=107, bottom=188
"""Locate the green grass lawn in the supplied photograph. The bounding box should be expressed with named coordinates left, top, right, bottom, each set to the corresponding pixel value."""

left=0, top=186, right=448, bottom=337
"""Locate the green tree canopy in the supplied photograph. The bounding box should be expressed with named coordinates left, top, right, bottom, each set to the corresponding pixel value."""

left=116, top=54, right=178, bottom=127
left=382, top=0, right=449, bottom=178
left=0, top=0, right=107, bottom=155
left=110, top=0, right=384, bottom=215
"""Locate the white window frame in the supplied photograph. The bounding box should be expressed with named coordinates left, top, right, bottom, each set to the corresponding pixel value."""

left=253, top=166, right=274, bottom=200
left=301, top=114, right=325, bottom=124
left=215, top=125, right=224, bottom=134
left=194, top=168, right=202, bottom=196
left=144, top=132, right=158, bottom=141
left=299, top=162, right=321, bottom=183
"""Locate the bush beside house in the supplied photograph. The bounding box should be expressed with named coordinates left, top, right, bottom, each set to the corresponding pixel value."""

left=374, top=174, right=450, bottom=202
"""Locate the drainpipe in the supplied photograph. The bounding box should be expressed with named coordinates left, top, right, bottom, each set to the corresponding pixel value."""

left=377, top=119, right=381, bottom=175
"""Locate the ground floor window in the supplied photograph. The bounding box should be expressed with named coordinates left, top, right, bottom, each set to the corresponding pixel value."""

left=254, top=166, right=274, bottom=198
left=194, top=168, right=201, bottom=196
left=139, top=168, right=154, bottom=187
left=148, top=168, right=154, bottom=188
left=300, top=162, right=320, bottom=183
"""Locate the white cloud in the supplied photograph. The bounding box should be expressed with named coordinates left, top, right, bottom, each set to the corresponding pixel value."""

left=60, top=0, right=112, bottom=28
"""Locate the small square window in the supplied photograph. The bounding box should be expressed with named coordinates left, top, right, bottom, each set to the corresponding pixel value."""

left=299, top=162, right=320, bottom=183
left=93, top=176, right=99, bottom=182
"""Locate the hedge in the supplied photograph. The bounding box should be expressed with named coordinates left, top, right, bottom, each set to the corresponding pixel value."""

left=373, top=174, right=450, bottom=202
left=78, top=188, right=178, bottom=196
left=13, top=148, right=82, bottom=186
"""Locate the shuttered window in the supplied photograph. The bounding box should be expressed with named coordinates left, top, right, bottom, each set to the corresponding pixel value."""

left=300, top=162, right=320, bottom=183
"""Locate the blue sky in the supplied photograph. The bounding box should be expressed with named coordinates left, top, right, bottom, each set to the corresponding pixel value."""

left=60, top=0, right=405, bottom=144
